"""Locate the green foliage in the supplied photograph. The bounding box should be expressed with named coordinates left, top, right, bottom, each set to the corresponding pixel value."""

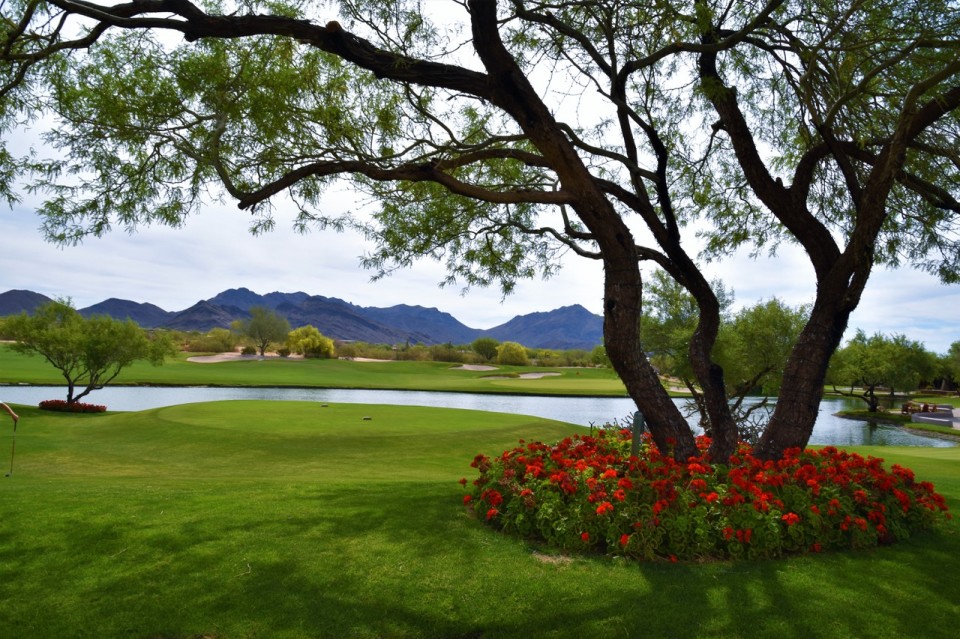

left=183, top=327, right=239, bottom=353
left=286, top=325, right=334, bottom=359
left=496, top=341, right=530, bottom=366
left=3, top=300, right=174, bottom=403
left=235, top=306, right=291, bottom=356
left=829, top=331, right=936, bottom=410
left=590, top=344, right=611, bottom=367
left=471, top=336, right=500, bottom=362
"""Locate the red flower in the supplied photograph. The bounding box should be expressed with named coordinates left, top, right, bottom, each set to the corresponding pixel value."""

left=581, top=532, right=590, bottom=543
left=620, top=534, right=630, bottom=547
left=596, top=501, right=614, bottom=516
left=781, top=512, right=801, bottom=526
left=486, top=508, right=499, bottom=520
left=463, top=495, right=472, bottom=505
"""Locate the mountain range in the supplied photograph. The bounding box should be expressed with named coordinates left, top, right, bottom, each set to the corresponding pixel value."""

left=0, top=288, right=604, bottom=350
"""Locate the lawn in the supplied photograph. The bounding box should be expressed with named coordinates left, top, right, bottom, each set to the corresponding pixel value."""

left=1, top=401, right=959, bottom=638
left=0, top=344, right=631, bottom=396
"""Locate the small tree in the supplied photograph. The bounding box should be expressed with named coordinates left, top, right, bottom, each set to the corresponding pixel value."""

left=236, top=306, right=291, bottom=356
left=471, top=337, right=500, bottom=362
left=829, top=331, right=934, bottom=412
left=496, top=341, right=529, bottom=366
left=286, top=325, right=334, bottom=359
left=5, top=300, right=174, bottom=404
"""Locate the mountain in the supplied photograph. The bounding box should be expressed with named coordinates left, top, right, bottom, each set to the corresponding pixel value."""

left=162, top=300, right=248, bottom=332
left=79, top=298, right=173, bottom=326
left=362, top=304, right=478, bottom=345
left=482, top=305, right=603, bottom=350
left=1, top=288, right=605, bottom=349
left=0, top=289, right=53, bottom=316
left=207, top=287, right=311, bottom=311
left=274, top=295, right=418, bottom=344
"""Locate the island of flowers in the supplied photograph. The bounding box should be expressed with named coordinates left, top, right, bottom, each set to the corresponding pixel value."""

left=38, top=400, right=107, bottom=413
left=462, top=430, right=950, bottom=561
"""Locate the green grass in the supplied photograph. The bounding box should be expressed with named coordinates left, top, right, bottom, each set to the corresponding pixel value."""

left=0, top=344, right=631, bottom=396
left=1, top=401, right=959, bottom=638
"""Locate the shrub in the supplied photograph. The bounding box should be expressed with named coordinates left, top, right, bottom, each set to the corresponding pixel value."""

left=39, top=399, right=107, bottom=413
left=240, top=346, right=257, bottom=356
left=496, top=341, right=529, bottom=366
left=463, top=430, right=951, bottom=561
left=184, top=328, right=238, bottom=353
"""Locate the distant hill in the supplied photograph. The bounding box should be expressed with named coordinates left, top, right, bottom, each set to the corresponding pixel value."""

left=162, top=300, right=248, bottom=333
left=483, top=305, right=603, bottom=350
left=0, top=289, right=53, bottom=316
left=79, top=298, right=173, bottom=326
left=1, top=288, right=605, bottom=350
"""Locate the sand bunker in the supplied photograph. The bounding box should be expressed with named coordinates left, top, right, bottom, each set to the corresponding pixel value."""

left=483, top=372, right=562, bottom=380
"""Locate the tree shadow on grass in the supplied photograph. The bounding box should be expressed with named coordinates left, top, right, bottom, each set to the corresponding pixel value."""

left=4, top=482, right=959, bottom=638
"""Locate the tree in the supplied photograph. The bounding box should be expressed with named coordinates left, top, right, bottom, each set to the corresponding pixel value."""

left=641, top=269, right=805, bottom=441
left=5, top=300, right=174, bottom=404
left=286, top=325, right=335, bottom=358
left=828, top=331, right=935, bottom=412
left=496, top=341, right=529, bottom=366
left=471, top=337, right=500, bottom=362
left=2, top=1, right=959, bottom=460
left=236, top=307, right=291, bottom=356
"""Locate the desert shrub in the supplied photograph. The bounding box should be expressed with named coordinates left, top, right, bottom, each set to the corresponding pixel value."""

left=240, top=346, right=257, bottom=356
left=286, top=325, right=335, bottom=358
left=184, top=328, right=239, bottom=353
left=497, top=341, right=529, bottom=366
left=429, top=343, right=466, bottom=363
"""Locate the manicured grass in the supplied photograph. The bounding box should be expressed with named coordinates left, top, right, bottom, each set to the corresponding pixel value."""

left=0, top=345, right=631, bottom=396
left=1, top=401, right=959, bottom=638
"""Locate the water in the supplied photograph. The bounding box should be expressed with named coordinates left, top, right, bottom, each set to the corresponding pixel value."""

left=0, top=384, right=952, bottom=447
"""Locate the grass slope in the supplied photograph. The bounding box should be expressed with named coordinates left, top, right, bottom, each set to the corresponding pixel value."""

left=0, top=345, right=629, bottom=396
left=0, top=401, right=959, bottom=638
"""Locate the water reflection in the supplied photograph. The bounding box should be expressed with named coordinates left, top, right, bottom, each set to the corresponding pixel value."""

left=0, top=384, right=952, bottom=448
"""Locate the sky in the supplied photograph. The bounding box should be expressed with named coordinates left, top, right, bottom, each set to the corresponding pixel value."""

left=2, top=190, right=959, bottom=354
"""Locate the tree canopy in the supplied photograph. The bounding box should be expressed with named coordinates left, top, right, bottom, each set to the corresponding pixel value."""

left=828, top=330, right=936, bottom=412
left=235, top=306, right=291, bottom=356
left=2, top=0, right=959, bottom=459
left=5, top=300, right=173, bottom=403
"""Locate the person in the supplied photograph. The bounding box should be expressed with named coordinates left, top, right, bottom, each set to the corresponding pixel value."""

left=1, top=402, right=17, bottom=424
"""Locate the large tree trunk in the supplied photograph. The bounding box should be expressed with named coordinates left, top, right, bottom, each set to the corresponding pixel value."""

left=754, top=297, right=851, bottom=459
left=601, top=253, right=698, bottom=461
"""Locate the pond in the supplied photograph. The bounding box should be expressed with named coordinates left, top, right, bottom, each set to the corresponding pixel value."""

left=0, top=384, right=953, bottom=448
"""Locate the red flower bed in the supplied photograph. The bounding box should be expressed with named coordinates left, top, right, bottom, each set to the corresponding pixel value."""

left=38, top=399, right=107, bottom=413
left=463, top=430, right=950, bottom=561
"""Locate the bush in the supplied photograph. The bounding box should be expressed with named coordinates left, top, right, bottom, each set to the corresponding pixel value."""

left=183, top=328, right=239, bottom=353
left=240, top=346, right=257, bottom=356
left=496, top=341, right=529, bottom=366
left=463, top=431, right=951, bottom=561
left=39, top=399, right=107, bottom=413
